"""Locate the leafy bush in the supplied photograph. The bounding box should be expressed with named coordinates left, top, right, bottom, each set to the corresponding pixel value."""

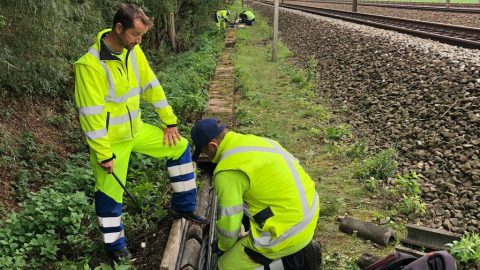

left=447, top=233, right=480, bottom=265
left=355, top=149, right=397, bottom=180
left=0, top=0, right=105, bottom=98
left=393, top=170, right=421, bottom=196
left=387, top=171, right=426, bottom=217
left=0, top=189, right=96, bottom=269
left=396, top=194, right=426, bottom=217
left=363, top=177, right=378, bottom=192
left=324, top=125, right=351, bottom=142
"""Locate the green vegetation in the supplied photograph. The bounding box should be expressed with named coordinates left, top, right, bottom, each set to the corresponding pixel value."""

left=392, top=171, right=426, bottom=217
left=355, top=149, right=398, bottom=180
left=447, top=233, right=480, bottom=266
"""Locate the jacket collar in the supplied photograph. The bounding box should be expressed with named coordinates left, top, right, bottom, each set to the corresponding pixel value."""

left=212, top=131, right=234, bottom=164
left=95, top=29, right=126, bottom=61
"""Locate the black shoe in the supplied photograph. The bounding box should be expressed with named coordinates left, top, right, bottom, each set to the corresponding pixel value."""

left=168, top=208, right=209, bottom=224
left=107, top=247, right=132, bottom=263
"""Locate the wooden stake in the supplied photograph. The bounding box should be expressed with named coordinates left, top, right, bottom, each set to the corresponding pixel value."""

left=272, top=0, right=279, bottom=62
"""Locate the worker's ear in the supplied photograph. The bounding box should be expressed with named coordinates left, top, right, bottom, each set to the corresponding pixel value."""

left=114, top=22, right=123, bottom=34
left=207, top=141, right=219, bottom=152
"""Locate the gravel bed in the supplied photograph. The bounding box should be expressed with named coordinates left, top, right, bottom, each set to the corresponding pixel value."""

left=283, top=0, right=480, bottom=28
left=252, top=2, right=480, bottom=234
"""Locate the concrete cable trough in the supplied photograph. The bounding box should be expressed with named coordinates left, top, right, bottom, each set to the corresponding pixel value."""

left=160, top=29, right=237, bottom=270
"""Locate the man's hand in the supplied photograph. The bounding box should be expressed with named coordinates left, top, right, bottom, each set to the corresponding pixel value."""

left=163, top=127, right=181, bottom=147
left=100, top=160, right=114, bottom=174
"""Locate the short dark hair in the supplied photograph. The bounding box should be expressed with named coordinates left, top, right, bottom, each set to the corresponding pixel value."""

left=112, top=4, right=154, bottom=30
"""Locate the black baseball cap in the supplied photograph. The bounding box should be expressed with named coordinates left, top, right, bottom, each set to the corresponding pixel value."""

left=191, top=118, right=225, bottom=161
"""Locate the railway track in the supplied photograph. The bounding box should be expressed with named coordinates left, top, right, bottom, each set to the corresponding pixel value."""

left=286, top=0, right=480, bottom=13
left=260, top=1, right=480, bottom=48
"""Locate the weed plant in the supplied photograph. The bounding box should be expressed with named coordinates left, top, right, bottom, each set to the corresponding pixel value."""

left=447, top=233, right=480, bottom=266
left=355, top=148, right=397, bottom=180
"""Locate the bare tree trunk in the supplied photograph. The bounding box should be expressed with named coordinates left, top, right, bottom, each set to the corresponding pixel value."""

left=167, top=12, right=177, bottom=52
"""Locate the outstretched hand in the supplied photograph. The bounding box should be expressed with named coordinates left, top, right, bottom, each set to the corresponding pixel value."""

left=163, top=127, right=181, bottom=146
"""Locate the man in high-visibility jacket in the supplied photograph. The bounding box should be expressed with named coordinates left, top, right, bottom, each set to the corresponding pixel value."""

left=74, top=4, right=206, bottom=262
left=215, top=9, right=232, bottom=29
left=239, top=10, right=256, bottom=26
left=191, top=118, right=321, bottom=270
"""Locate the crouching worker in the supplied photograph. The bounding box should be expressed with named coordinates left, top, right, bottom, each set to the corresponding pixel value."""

left=74, top=4, right=207, bottom=263
left=215, top=9, right=232, bottom=29
left=191, top=119, right=322, bottom=270
left=239, top=10, right=256, bottom=26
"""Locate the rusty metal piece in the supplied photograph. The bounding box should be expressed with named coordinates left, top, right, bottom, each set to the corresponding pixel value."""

left=400, top=224, right=461, bottom=252
left=395, top=244, right=425, bottom=258
left=339, top=216, right=396, bottom=246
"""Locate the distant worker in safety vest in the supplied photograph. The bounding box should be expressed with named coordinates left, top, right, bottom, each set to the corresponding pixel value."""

left=239, top=10, right=256, bottom=26
left=215, top=9, right=232, bottom=29
left=191, top=118, right=322, bottom=270
left=74, top=4, right=207, bottom=263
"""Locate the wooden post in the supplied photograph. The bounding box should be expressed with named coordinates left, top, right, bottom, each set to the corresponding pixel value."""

left=352, top=0, right=358, bottom=12
left=167, top=12, right=177, bottom=52
left=272, top=0, right=279, bottom=62
left=446, top=0, right=450, bottom=8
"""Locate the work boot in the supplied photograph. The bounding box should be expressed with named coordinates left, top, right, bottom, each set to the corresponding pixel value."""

left=107, top=247, right=132, bottom=263
left=304, top=240, right=322, bottom=270
left=168, top=208, right=209, bottom=224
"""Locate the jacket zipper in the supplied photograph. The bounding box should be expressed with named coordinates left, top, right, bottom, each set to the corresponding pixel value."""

left=126, top=105, right=134, bottom=138
left=106, top=112, right=110, bottom=131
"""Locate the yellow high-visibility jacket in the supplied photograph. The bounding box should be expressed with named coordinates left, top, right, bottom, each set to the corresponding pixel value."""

left=242, top=10, right=255, bottom=21
left=74, top=29, right=177, bottom=162
left=212, top=132, right=320, bottom=259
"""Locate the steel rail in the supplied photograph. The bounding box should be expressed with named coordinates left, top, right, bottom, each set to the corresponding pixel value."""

left=285, top=0, right=480, bottom=13
left=260, top=1, right=480, bottom=48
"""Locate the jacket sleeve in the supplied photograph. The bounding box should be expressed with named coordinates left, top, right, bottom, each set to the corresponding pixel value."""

left=74, top=62, right=113, bottom=162
left=135, top=47, right=177, bottom=128
left=214, top=170, right=249, bottom=252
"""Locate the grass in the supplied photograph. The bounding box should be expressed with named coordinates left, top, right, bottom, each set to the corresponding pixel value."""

left=233, top=3, right=398, bottom=267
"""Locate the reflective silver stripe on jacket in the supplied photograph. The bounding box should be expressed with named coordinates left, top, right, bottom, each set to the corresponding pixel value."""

left=109, top=110, right=140, bottom=125
left=129, top=50, right=140, bottom=85
left=141, top=78, right=161, bottom=94
left=218, top=204, right=244, bottom=218
left=253, top=192, right=318, bottom=248
left=105, top=87, right=141, bottom=103
left=244, top=203, right=253, bottom=220
left=255, top=259, right=284, bottom=270
left=85, top=128, right=108, bottom=140
left=217, top=226, right=240, bottom=239
left=88, top=47, right=116, bottom=99
left=153, top=99, right=169, bottom=109
left=88, top=47, right=142, bottom=104
left=78, top=105, right=104, bottom=116
left=219, top=139, right=318, bottom=248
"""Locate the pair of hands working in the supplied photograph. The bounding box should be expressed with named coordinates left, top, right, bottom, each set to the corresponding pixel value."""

left=100, top=126, right=182, bottom=173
